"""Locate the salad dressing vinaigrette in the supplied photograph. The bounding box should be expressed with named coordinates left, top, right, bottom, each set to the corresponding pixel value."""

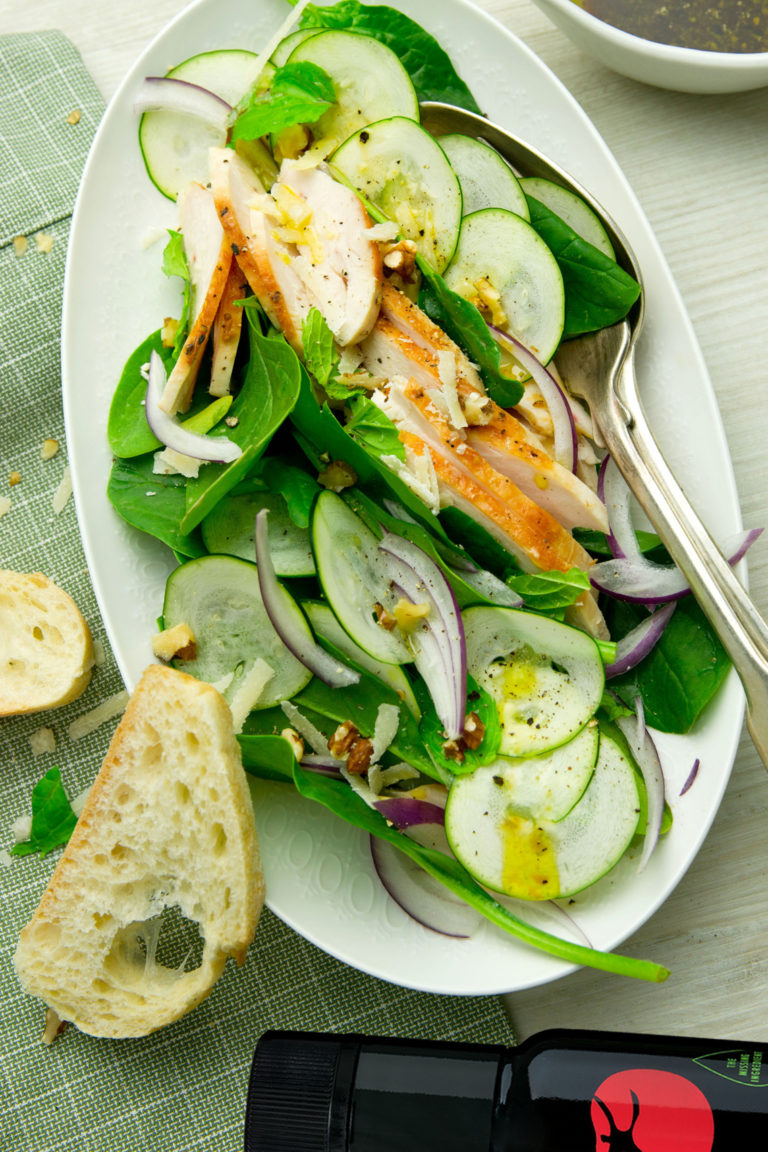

left=575, top=0, right=768, bottom=53
left=500, top=812, right=558, bottom=899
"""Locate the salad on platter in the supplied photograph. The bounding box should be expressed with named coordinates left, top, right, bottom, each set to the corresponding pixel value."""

left=103, top=0, right=748, bottom=984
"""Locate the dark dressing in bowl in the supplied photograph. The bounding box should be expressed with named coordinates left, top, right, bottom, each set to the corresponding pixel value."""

left=576, top=0, right=768, bottom=53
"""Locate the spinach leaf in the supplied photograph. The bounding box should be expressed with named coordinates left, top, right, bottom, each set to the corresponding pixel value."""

left=525, top=195, right=641, bottom=339
left=161, top=230, right=192, bottom=359
left=438, top=506, right=522, bottom=582
left=286, top=755, right=667, bottom=982
left=345, top=394, right=405, bottom=459
left=107, top=454, right=206, bottom=558
left=301, top=307, right=339, bottom=388
left=607, top=597, right=730, bottom=733
left=507, top=567, right=591, bottom=613
left=107, top=330, right=175, bottom=457
left=415, top=674, right=501, bottom=776
left=418, top=264, right=524, bottom=406
left=290, top=368, right=453, bottom=543
left=231, top=61, right=335, bottom=143
left=574, top=527, right=667, bottom=560
left=181, top=311, right=302, bottom=533
left=237, top=733, right=297, bottom=782
left=300, top=2, right=481, bottom=112
left=259, top=457, right=320, bottom=529
left=12, top=768, right=77, bottom=858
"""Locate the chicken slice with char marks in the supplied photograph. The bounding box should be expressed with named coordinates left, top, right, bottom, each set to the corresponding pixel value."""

left=209, top=260, right=248, bottom=398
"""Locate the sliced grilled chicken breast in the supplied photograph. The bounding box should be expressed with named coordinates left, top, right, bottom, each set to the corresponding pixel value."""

left=209, top=260, right=248, bottom=397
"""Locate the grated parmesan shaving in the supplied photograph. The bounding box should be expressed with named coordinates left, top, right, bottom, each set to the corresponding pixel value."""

left=370, top=703, right=401, bottom=765
left=367, top=222, right=400, bottom=243
left=52, top=466, right=72, bottom=514
left=71, top=786, right=91, bottom=817
left=0, top=496, right=11, bottom=518
left=368, top=761, right=419, bottom=796
left=280, top=701, right=329, bottom=756
left=228, top=658, right=275, bottom=733
left=68, top=689, right=129, bottom=741
left=436, top=351, right=467, bottom=429
left=153, top=447, right=201, bottom=479
left=92, top=638, right=106, bottom=666
left=210, top=671, right=235, bottom=695
left=12, top=814, right=32, bottom=843
left=29, top=727, right=56, bottom=757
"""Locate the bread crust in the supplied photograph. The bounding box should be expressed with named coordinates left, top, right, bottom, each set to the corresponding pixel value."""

left=14, top=664, right=264, bottom=1038
left=0, top=569, right=94, bottom=717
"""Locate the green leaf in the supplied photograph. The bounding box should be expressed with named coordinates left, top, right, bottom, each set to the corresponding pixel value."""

left=237, top=733, right=297, bottom=781
left=161, top=230, right=192, bottom=359
left=259, top=457, right=320, bottom=529
left=181, top=310, right=302, bottom=533
left=300, top=2, right=482, bottom=113
left=607, top=597, right=730, bottom=733
left=415, top=674, right=502, bottom=777
left=438, top=506, right=522, bottom=582
left=301, top=307, right=339, bottom=388
left=525, top=196, right=641, bottom=339
left=231, top=60, right=335, bottom=143
left=107, top=329, right=175, bottom=458
left=507, top=567, right=591, bottom=612
left=11, top=768, right=78, bottom=858
left=345, top=394, right=405, bottom=460
left=107, top=455, right=206, bottom=558
left=574, top=527, right=666, bottom=560
left=418, top=264, right=524, bottom=406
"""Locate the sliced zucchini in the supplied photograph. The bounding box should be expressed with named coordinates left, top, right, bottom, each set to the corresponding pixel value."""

left=312, top=490, right=410, bottom=665
left=332, top=117, right=462, bottom=272
left=445, top=732, right=640, bottom=900
left=520, top=177, right=615, bottom=259
left=439, top=134, right=529, bottom=220
left=287, top=31, right=418, bottom=151
left=444, top=207, right=565, bottom=364
left=463, top=605, right=604, bottom=757
left=270, top=28, right=317, bottom=67
left=303, top=600, right=421, bottom=718
left=139, top=49, right=263, bottom=199
left=162, top=554, right=312, bottom=707
left=201, top=491, right=316, bottom=577
left=488, top=722, right=600, bottom=823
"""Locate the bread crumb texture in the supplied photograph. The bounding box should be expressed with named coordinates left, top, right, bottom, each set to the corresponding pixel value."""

left=0, top=569, right=94, bottom=717
left=14, top=664, right=264, bottom=1039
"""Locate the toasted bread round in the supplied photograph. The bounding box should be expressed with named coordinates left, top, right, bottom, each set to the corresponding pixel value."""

left=14, top=664, right=264, bottom=1038
left=0, top=569, right=94, bottom=717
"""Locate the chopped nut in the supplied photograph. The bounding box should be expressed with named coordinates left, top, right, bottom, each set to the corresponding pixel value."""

left=346, top=737, right=374, bottom=775
left=151, top=622, right=196, bottom=662
left=317, top=459, right=358, bottom=492
left=442, top=739, right=465, bottom=765
left=392, top=597, right=430, bottom=633
left=41, top=1008, right=66, bottom=1045
left=328, top=720, right=360, bottom=758
left=468, top=276, right=508, bottom=329
left=380, top=237, right=418, bottom=282
left=461, top=711, right=486, bottom=751
left=161, top=316, right=179, bottom=348
left=374, top=602, right=397, bottom=631
left=281, top=727, right=305, bottom=761
left=66, top=108, right=82, bottom=125
left=35, top=232, right=54, bottom=254
left=9, top=471, right=21, bottom=487
left=41, top=437, right=59, bottom=460
left=13, top=235, right=28, bottom=258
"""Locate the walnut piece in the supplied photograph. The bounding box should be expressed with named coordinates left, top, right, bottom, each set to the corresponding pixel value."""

left=346, top=737, right=374, bottom=775
left=328, top=721, right=360, bottom=758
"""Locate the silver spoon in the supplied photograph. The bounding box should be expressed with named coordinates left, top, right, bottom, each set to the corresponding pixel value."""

left=421, top=100, right=768, bottom=768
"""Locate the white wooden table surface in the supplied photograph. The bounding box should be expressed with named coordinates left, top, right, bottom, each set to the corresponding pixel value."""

left=4, top=0, right=768, bottom=1045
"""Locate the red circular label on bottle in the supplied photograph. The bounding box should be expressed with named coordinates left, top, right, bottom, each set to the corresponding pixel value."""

left=590, top=1069, right=715, bottom=1151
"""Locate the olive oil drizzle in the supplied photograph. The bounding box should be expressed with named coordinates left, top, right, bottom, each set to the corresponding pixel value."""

left=577, top=0, right=768, bottom=53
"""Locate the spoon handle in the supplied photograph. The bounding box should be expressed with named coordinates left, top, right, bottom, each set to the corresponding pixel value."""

left=602, top=347, right=768, bottom=766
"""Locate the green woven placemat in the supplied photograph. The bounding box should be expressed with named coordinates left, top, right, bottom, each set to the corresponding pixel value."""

left=0, top=30, right=515, bottom=1151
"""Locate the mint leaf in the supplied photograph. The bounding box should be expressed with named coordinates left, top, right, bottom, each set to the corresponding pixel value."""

left=11, top=767, right=78, bottom=858
left=507, top=567, right=591, bottom=612
left=260, top=457, right=320, bottom=529
left=231, top=61, right=335, bottom=143
left=161, top=230, right=191, bottom=360
left=301, top=307, right=339, bottom=388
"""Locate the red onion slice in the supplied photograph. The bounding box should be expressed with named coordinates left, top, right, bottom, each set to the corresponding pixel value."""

left=300, top=755, right=343, bottom=777
left=374, top=797, right=447, bottom=829
left=378, top=533, right=466, bottom=740
left=591, top=528, right=762, bottom=603
left=489, top=325, right=578, bottom=473
left=254, top=509, right=360, bottom=688
left=145, top=351, right=242, bottom=463
left=134, top=76, right=233, bottom=130
left=597, top=454, right=636, bottom=560
left=616, top=697, right=665, bottom=873
left=680, top=758, right=700, bottom=796
left=605, top=603, right=676, bottom=679
left=370, top=830, right=481, bottom=938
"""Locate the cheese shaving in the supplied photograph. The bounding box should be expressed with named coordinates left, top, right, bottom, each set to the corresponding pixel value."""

left=52, top=466, right=72, bottom=514
left=436, top=351, right=467, bottom=429
left=0, top=497, right=11, bottom=518
left=153, top=447, right=201, bottom=479
left=68, top=689, right=129, bottom=741
left=228, top=658, right=275, bottom=733
left=280, top=701, right=329, bottom=756
left=29, top=727, right=56, bottom=757
left=370, top=703, right=401, bottom=764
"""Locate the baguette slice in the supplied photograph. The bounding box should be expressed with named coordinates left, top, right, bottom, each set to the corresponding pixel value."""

left=0, top=569, right=94, bottom=717
left=14, top=664, right=264, bottom=1039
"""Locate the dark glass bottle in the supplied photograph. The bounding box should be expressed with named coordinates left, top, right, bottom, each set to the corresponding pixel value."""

left=244, top=1027, right=768, bottom=1151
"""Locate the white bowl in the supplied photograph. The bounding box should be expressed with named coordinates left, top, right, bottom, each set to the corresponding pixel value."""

left=532, top=0, right=768, bottom=93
